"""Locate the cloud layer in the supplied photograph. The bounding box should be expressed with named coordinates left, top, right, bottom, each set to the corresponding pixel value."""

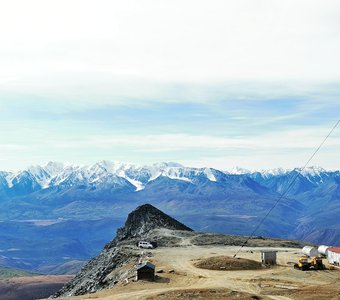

left=0, top=1, right=339, bottom=169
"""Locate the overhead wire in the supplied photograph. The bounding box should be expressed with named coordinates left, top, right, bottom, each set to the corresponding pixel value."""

left=233, top=119, right=340, bottom=258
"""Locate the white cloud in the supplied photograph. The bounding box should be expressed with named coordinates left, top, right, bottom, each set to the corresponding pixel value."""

left=2, top=127, right=339, bottom=169
left=0, top=126, right=339, bottom=170
left=48, top=128, right=338, bottom=151
left=0, top=0, right=340, bottom=102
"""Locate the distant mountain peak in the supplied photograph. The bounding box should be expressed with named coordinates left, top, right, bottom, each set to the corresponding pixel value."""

left=115, top=204, right=193, bottom=241
left=298, top=166, right=327, bottom=177
left=256, top=166, right=329, bottom=177
left=257, top=167, right=291, bottom=177
left=153, top=162, right=184, bottom=168
left=226, top=166, right=251, bottom=174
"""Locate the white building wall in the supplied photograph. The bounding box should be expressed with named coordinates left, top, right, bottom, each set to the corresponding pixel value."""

left=327, top=250, right=340, bottom=265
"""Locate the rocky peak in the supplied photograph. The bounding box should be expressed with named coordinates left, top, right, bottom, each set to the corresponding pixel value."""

left=55, top=204, right=193, bottom=297
left=115, top=204, right=192, bottom=241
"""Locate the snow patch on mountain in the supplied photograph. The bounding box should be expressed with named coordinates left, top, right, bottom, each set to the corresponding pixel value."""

left=226, top=167, right=251, bottom=175
left=299, top=166, right=327, bottom=177
left=253, top=166, right=330, bottom=178
left=44, top=162, right=65, bottom=177
left=257, top=168, right=291, bottom=177
left=204, top=168, right=217, bottom=182
left=124, top=177, right=144, bottom=191
left=5, top=173, right=14, bottom=188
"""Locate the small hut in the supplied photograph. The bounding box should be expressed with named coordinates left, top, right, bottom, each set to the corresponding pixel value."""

left=136, top=262, right=155, bottom=281
left=261, top=250, right=277, bottom=265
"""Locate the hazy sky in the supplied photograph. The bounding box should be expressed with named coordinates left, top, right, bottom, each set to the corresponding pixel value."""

left=0, top=0, right=339, bottom=170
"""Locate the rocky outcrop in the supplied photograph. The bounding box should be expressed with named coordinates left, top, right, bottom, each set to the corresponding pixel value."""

left=115, top=204, right=192, bottom=241
left=54, top=246, right=139, bottom=297
left=54, top=204, right=192, bottom=297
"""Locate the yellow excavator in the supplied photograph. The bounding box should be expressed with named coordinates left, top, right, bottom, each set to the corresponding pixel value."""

left=294, top=256, right=325, bottom=271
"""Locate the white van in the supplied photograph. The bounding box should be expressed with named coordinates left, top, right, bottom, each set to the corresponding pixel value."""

left=138, top=241, right=154, bottom=249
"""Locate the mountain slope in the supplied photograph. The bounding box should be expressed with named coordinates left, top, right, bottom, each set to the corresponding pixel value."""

left=54, top=204, right=192, bottom=297
left=0, top=161, right=339, bottom=274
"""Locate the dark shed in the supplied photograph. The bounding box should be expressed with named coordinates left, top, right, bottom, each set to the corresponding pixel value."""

left=136, top=261, right=155, bottom=281
left=261, top=250, right=277, bottom=265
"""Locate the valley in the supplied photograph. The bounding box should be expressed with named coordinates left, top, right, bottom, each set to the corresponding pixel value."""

left=0, top=275, right=73, bottom=300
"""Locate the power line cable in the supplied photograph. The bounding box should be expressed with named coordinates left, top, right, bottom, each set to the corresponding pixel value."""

left=233, top=119, right=340, bottom=258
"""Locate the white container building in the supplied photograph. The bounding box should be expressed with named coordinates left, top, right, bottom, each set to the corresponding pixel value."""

left=327, top=247, right=340, bottom=266
left=318, top=245, right=330, bottom=256
left=301, top=246, right=318, bottom=257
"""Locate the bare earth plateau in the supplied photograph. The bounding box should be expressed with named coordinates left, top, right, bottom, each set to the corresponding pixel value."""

left=56, top=244, right=340, bottom=300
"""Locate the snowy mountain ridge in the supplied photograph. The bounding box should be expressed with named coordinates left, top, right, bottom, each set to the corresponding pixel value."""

left=1, top=161, right=337, bottom=193
left=3, top=161, right=212, bottom=192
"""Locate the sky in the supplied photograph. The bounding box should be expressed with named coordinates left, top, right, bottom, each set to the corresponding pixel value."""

left=0, top=0, right=339, bottom=170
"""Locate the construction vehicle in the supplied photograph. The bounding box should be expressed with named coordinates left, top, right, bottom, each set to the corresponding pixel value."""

left=294, top=256, right=325, bottom=271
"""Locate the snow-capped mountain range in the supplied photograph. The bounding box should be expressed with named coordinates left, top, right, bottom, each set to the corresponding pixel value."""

left=1, top=161, right=335, bottom=193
